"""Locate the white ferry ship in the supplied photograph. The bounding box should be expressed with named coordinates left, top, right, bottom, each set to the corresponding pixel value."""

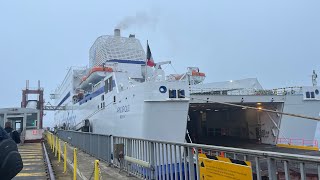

left=53, top=29, right=320, bottom=148
left=53, top=29, right=193, bottom=143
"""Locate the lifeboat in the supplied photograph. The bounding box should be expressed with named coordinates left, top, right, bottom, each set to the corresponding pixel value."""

left=191, top=70, right=205, bottom=77
left=189, top=67, right=205, bottom=84
left=167, top=67, right=206, bottom=84
left=79, top=66, right=113, bottom=91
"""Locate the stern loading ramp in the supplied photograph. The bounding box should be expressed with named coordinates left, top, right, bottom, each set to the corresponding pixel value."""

left=188, top=94, right=320, bottom=154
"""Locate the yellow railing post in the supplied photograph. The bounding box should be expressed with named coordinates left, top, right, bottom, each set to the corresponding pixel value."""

left=58, top=138, right=61, bottom=163
left=73, top=148, right=77, bottom=180
left=94, top=160, right=100, bottom=180
left=64, top=142, right=67, bottom=173
left=55, top=137, right=58, bottom=157
left=51, top=134, right=53, bottom=149
left=52, top=135, right=55, bottom=153
left=50, top=134, right=53, bottom=149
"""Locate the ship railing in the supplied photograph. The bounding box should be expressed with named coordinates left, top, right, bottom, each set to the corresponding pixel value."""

left=56, top=130, right=320, bottom=180
left=190, top=86, right=303, bottom=96
left=277, top=138, right=319, bottom=147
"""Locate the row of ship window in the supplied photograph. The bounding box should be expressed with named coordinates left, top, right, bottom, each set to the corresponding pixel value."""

left=169, top=89, right=186, bottom=98
left=305, top=89, right=319, bottom=99
left=98, top=102, right=106, bottom=109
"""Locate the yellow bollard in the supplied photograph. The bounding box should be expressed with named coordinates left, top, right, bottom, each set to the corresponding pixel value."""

left=58, top=139, right=61, bottom=163
left=73, top=148, right=77, bottom=180
left=64, top=142, right=67, bottom=173
left=94, top=160, right=100, bottom=180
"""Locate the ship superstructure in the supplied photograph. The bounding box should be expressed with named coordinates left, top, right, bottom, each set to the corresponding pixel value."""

left=53, top=29, right=190, bottom=143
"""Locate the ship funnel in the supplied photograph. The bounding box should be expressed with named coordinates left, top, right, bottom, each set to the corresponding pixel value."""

left=114, top=29, right=121, bottom=37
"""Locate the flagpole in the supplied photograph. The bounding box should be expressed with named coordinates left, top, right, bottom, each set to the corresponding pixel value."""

left=145, top=40, right=148, bottom=82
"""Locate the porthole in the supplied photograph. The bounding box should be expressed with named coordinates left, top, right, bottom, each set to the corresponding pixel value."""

left=315, top=89, right=319, bottom=95
left=159, top=86, right=167, bottom=93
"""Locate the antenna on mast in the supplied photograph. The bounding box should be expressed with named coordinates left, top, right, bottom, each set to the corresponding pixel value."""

left=312, top=70, right=318, bottom=86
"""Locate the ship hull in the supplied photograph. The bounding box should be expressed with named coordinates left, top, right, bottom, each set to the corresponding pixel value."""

left=55, top=81, right=190, bottom=143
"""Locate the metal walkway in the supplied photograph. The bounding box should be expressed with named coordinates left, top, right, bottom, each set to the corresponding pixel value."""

left=13, top=143, right=51, bottom=180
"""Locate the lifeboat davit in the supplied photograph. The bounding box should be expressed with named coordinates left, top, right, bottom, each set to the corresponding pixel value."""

left=79, top=66, right=113, bottom=90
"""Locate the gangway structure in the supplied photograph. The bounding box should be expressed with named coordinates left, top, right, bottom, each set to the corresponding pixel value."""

left=21, top=80, right=44, bottom=128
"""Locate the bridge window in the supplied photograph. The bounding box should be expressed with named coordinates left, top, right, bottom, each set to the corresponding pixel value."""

left=306, top=92, right=311, bottom=98
left=178, top=89, right=185, bottom=98
left=311, top=92, right=315, bottom=98
left=169, top=89, right=177, bottom=98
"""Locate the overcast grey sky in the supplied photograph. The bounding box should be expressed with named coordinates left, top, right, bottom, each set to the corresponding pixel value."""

left=0, top=1, right=319, bottom=127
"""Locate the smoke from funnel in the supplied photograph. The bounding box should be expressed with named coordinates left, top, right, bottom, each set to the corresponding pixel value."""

left=116, top=11, right=158, bottom=30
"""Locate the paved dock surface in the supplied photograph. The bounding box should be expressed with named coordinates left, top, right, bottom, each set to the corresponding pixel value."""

left=13, top=143, right=48, bottom=180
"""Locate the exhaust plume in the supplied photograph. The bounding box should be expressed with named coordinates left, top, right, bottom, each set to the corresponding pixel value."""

left=116, top=11, right=158, bottom=30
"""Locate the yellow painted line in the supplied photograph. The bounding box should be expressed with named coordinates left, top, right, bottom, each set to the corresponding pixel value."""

left=21, top=156, right=43, bottom=159
left=16, top=172, right=47, bottom=177
left=22, top=167, right=44, bottom=171
left=20, top=154, right=43, bottom=156
left=20, top=152, right=42, bottom=154
left=23, top=162, right=44, bottom=166
left=20, top=154, right=42, bottom=156
left=23, top=159, right=43, bottom=162
left=277, top=144, right=319, bottom=151
left=22, top=159, right=44, bottom=163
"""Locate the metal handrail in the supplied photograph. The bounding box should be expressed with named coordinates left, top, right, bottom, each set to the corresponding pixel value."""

left=58, top=130, right=320, bottom=163
left=190, top=86, right=303, bottom=96
left=56, top=130, right=320, bottom=180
